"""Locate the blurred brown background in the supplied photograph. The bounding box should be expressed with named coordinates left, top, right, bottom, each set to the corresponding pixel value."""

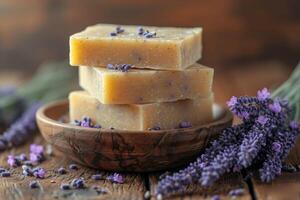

left=0, top=0, right=299, bottom=99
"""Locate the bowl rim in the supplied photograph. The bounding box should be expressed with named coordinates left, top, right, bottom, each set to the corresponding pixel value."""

left=36, top=99, right=233, bottom=134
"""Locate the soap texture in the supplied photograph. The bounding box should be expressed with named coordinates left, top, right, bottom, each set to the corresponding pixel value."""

left=79, top=63, right=213, bottom=104
left=69, top=91, right=213, bottom=131
left=70, top=24, right=202, bottom=70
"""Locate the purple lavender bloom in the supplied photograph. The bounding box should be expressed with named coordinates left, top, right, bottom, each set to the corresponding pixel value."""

left=30, top=153, right=44, bottom=163
left=57, top=167, right=67, bottom=175
left=17, top=153, right=28, bottom=161
left=226, top=96, right=237, bottom=108
left=290, top=121, right=299, bottom=129
left=110, top=32, right=117, bottom=36
left=33, top=167, right=46, bottom=179
left=1, top=171, right=10, bottom=177
left=256, top=116, right=268, bottom=125
left=7, top=155, right=20, bottom=167
left=272, top=142, right=282, bottom=153
left=22, top=165, right=33, bottom=176
left=29, top=181, right=39, bottom=189
left=179, top=121, right=192, bottom=129
left=107, top=173, right=124, bottom=184
left=69, top=164, right=79, bottom=170
left=257, top=88, right=270, bottom=101
left=268, top=101, right=282, bottom=113
left=156, top=89, right=300, bottom=197
left=71, top=177, right=86, bottom=189
left=2, top=103, right=41, bottom=147
left=30, top=144, right=44, bottom=155
left=60, top=183, right=71, bottom=190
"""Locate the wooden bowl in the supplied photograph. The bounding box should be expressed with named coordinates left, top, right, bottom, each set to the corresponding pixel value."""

left=36, top=100, right=233, bottom=172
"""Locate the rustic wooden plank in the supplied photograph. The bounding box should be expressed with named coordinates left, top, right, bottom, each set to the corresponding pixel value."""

left=149, top=173, right=251, bottom=200
left=252, top=172, right=300, bottom=200
left=0, top=134, right=146, bottom=200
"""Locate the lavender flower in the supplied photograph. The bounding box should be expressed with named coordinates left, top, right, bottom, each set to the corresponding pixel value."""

left=106, top=64, right=132, bottom=72
left=30, top=144, right=44, bottom=155
left=7, top=155, right=20, bottom=167
left=156, top=88, right=300, bottom=197
left=72, top=117, right=101, bottom=128
left=57, top=167, right=67, bottom=174
left=107, top=173, right=124, bottom=184
left=71, top=177, right=86, bottom=189
left=32, top=167, right=46, bottom=179
left=69, top=164, right=79, bottom=170
left=228, top=188, right=244, bottom=196
left=2, top=103, right=41, bottom=148
left=179, top=121, right=192, bottom=129
left=91, top=174, right=103, bottom=180
left=29, top=181, right=39, bottom=189
left=60, top=183, right=71, bottom=190
left=257, top=88, right=270, bottom=101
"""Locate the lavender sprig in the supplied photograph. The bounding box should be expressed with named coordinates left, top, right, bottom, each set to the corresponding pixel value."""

left=157, top=88, right=300, bottom=198
left=0, top=103, right=41, bottom=151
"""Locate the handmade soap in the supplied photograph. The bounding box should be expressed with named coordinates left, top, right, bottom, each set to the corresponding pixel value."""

left=70, top=24, right=202, bottom=70
left=79, top=63, right=213, bottom=104
left=69, top=91, right=213, bottom=131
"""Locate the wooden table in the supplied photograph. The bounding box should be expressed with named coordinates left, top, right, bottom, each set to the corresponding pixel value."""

left=0, top=61, right=299, bottom=200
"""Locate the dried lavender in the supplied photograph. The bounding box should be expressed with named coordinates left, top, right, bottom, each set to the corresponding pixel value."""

left=72, top=117, right=101, bottom=128
left=0, top=103, right=41, bottom=150
left=106, top=64, right=132, bottom=72
left=156, top=88, right=300, bottom=197
left=107, top=173, right=124, bottom=184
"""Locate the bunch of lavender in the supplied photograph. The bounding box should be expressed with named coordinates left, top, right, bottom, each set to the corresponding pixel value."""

left=156, top=63, right=300, bottom=197
left=0, top=61, right=77, bottom=151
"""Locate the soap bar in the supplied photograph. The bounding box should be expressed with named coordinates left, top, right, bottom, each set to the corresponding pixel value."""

left=69, top=91, right=213, bottom=131
left=79, top=63, right=213, bottom=104
left=70, top=24, right=202, bottom=70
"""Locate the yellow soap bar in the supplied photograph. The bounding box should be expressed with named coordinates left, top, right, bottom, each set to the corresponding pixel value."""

left=79, top=63, right=213, bottom=104
left=69, top=91, right=213, bottom=131
left=70, top=24, right=202, bottom=70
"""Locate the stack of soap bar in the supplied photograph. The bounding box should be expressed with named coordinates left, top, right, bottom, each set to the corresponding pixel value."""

left=79, top=63, right=213, bottom=104
left=70, top=24, right=202, bottom=70
left=69, top=23, right=214, bottom=131
left=69, top=91, right=213, bottom=131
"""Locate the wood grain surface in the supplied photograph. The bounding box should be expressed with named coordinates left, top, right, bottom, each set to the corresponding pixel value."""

left=0, top=61, right=300, bottom=199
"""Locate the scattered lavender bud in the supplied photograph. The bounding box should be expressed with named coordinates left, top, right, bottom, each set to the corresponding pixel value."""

left=137, top=27, right=144, bottom=35
left=69, top=164, right=79, bottom=170
left=71, top=177, right=86, bottom=189
left=144, top=191, right=151, bottom=199
left=91, top=174, right=103, bottom=180
left=30, top=144, right=44, bottom=155
left=0, top=168, right=6, bottom=173
left=211, top=195, right=220, bottom=200
left=57, top=167, right=67, bottom=175
left=116, top=26, right=124, bottom=34
left=30, top=153, right=44, bottom=163
left=22, top=165, right=32, bottom=176
left=92, top=186, right=108, bottom=194
left=107, top=173, right=124, bottom=184
left=32, top=167, right=46, bottom=179
left=1, top=171, right=10, bottom=177
left=7, top=155, right=21, bottom=167
left=179, top=121, right=192, bottom=129
left=228, top=188, right=244, bottom=196
left=29, top=181, right=39, bottom=189
left=60, top=183, right=71, bottom=190
left=110, top=32, right=117, bottom=36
